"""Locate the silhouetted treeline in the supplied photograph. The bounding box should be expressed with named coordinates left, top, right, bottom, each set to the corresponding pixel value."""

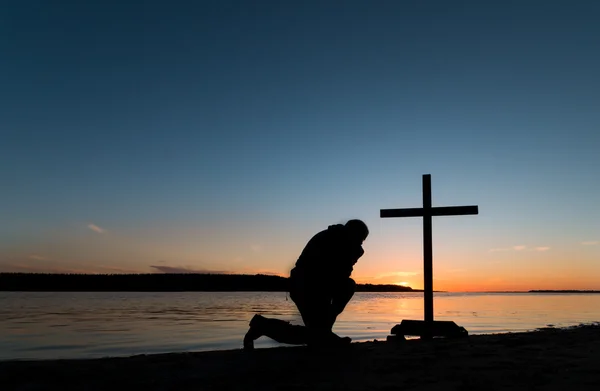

left=355, top=283, right=416, bottom=292
left=529, top=290, right=600, bottom=293
left=0, top=273, right=416, bottom=292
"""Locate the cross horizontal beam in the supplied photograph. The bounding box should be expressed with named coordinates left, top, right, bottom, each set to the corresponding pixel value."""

left=380, top=205, right=478, bottom=218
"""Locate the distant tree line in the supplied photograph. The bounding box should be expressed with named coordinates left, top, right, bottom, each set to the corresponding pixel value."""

left=0, top=273, right=416, bottom=292
left=529, top=290, right=600, bottom=293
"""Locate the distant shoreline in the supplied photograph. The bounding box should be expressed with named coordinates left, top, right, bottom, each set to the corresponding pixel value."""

left=0, top=272, right=420, bottom=293
left=528, top=290, right=600, bottom=293
left=1, top=273, right=597, bottom=293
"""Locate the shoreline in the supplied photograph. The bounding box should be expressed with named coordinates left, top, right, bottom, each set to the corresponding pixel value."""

left=0, top=324, right=592, bottom=364
left=0, top=323, right=589, bottom=364
left=2, top=324, right=599, bottom=390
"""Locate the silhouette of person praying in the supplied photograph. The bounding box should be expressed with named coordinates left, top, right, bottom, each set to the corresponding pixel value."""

left=244, top=219, right=369, bottom=349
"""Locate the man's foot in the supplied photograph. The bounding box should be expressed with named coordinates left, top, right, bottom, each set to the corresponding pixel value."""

left=329, top=333, right=352, bottom=347
left=243, top=314, right=265, bottom=350
left=338, top=336, right=352, bottom=345
left=307, top=330, right=352, bottom=349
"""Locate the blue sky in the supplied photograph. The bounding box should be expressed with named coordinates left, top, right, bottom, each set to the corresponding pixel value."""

left=1, top=0, right=599, bottom=290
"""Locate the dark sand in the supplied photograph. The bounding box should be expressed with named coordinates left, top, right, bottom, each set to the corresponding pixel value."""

left=1, top=325, right=599, bottom=391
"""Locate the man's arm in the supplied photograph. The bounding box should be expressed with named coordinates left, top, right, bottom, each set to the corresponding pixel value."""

left=337, top=245, right=364, bottom=279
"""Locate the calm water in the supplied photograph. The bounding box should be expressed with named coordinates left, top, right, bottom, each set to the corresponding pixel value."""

left=1, top=291, right=599, bottom=361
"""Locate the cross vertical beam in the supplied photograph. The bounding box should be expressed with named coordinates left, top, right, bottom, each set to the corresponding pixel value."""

left=422, top=174, right=433, bottom=324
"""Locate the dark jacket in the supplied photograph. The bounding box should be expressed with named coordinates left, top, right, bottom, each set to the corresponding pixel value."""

left=290, top=224, right=364, bottom=286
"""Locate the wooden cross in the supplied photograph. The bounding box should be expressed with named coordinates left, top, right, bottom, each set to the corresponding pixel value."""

left=380, top=174, right=478, bottom=338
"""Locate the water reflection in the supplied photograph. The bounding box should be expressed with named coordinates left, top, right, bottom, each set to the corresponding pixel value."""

left=1, top=292, right=599, bottom=360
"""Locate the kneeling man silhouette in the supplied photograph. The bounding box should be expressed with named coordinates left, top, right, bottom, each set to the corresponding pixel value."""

left=244, top=219, right=369, bottom=349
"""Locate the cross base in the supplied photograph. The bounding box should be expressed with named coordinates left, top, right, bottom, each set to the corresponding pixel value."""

left=387, top=320, right=469, bottom=341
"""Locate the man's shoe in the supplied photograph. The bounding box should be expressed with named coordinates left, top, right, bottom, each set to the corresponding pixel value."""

left=307, top=330, right=352, bottom=349
left=337, top=336, right=352, bottom=345
left=243, top=314, right=265, bottom=350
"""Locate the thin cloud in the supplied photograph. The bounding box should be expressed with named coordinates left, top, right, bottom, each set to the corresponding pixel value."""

left=88, top=224, right=106, bottom=234
left=150, top=265, right=230, bottom=274
left=371, top=271, right=419, bottom=280
left=250, top=244, right=262, bottom=252
left=379, top=271, right=419, bottom=277
left=96, top=265, right=144, bottom=274
left=5, top=263, right=96, bottom=274
left=489, top=245, right=527, bottom=252
left=29, top=255, right=49, bottom=261
left=490, top=245, right=551, bottom=253
left=581, top=241, right=598, bottom=246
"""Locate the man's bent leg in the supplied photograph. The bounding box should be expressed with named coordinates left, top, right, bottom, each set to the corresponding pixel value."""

left=291, top=287, right=351, bottom=347
left=243, top=314, right=309, bottom=350
left=328, top=278, right=356, bottom=329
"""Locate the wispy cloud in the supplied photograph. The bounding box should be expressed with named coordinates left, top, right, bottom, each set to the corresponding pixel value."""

left=5, top=263, right=96, bottom=274
left=88, top=224, right=106, bottom=234
left=357, top=271, right=420, bottom=286
left=372, top=271, right=419, bottom=280
left=96, top=265, right=144, bottom=274
left=581, top=241, right=598, bottom=246
left=489, top=245, right=527, bottom=252
left=29, top=255, right=49, bottom=261
left=150, top=265, right=230, bottom=274
left=489, top=245, right=550, bottom=253
left=5, top=262, right=143, bottom=274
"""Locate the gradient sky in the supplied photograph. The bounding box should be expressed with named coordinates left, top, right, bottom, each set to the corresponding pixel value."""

left=1, top=0, right=599, bottom=291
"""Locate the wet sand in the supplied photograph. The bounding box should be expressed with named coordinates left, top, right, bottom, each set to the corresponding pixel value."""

left=1, top=324, right=599, bottom=391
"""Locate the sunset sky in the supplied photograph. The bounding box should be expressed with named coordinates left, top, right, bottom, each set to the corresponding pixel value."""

left=1, top=0, right=599, bottom=292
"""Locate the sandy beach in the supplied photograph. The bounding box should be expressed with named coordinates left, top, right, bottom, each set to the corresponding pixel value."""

left=1, top=324, right=598, bottom=391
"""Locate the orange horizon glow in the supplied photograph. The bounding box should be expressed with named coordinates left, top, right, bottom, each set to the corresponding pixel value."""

left=1, top=235, right=598, bottom=292
left=2, top=264, right=599, bottom=292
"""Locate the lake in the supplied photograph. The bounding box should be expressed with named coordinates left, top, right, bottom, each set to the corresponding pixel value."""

left=1, top=291, right=599, bottom=361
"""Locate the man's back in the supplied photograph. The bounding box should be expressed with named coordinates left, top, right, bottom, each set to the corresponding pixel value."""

left=292, top=224, right=363, bottom=283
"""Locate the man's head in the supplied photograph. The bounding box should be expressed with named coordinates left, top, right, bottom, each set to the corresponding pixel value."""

left=345, top=219, right=369, bottom=244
